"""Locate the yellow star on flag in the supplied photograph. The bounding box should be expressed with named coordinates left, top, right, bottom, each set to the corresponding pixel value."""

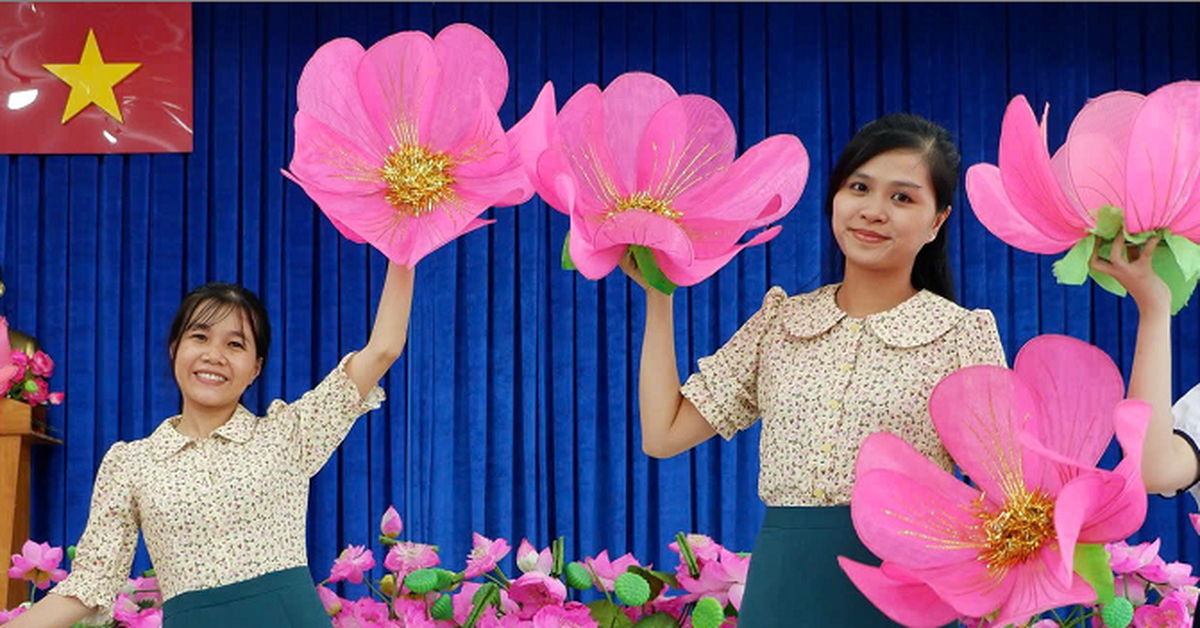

left=43, top=29, right=141, bottom=124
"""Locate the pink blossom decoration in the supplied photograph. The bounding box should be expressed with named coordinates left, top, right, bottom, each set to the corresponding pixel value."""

left=839, top=335, right=1152, bottom=627
left=384, top=541, right=439, bottom=579
left=328, top=545, right=375, bottom=585
left=380, top=505, right=403, bottom=538
left=464, top=533, right=511, bottom=580
left=521, top=72, right=809, bottom=292
left=7, top=540, right=68, bottom=590
left=284, top=23, right=538, bottom=269
left=532, top=602, right=599, bottom=628
left=516, top=539, right=553, bottom=575
left=508, top=572, right=568, bottom=619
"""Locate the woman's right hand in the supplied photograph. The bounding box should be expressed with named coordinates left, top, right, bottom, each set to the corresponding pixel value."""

left=618, top=248, right=652, bottom=293
left=1089, top=232, right=1171, bottom=316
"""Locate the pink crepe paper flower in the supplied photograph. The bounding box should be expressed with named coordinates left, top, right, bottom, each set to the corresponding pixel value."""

left=839, top=334, right=1151, bottom=627
left=508, top=572, right=567, bottom=619
left=675, top=548, right=749, bottom=610
left=464, top=533, right=510, bottom=579
left=384, top=541, right=439, bottom=578
left=584, top=550, right=641, bottom=591
left=284, top=23, right=538, bottom=268
left=381, top=506, right=403, bottom=538
left=453, top=582, right=518, bottom=625
left=516, top=539, right=553, bottom=575
left=1109, top=540, right=1163, bottom=574
left=316, top=585, right=342, bottom=616
left=1137, top=557, right=1199, bottom=589
left=532, top=603, right=598, bottom=628
left=334, top=598, right=393, bottom=628
left=520, top=72, right=808, bottom=291
left=30, top=351, right=53, bottom=378
left=328, top=545, right=375, bottom=584
left=668, top=533, right=722, bottom=565
left=7, top=540, right=67, bottom=590
left=965, top=82, right=1200, bottom=312
left=1133, top=594, right=1191, bottom=628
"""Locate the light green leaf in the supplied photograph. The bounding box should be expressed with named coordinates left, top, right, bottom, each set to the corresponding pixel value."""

left=1152, top=244, right=1200, bottom=315
left=630, top=245, right=678, bottom=295
left=1090, top=205, right=1125, bottom=240
left=1052, top=236, right=1095, bottom=285
left=561, top=232, right=577, bottom=271
left=1164, top=233, right=1200, bottom=281
left=1073, top=543, right=1115, bottom=605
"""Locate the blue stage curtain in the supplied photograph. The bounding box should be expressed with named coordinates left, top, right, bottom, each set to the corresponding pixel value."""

left=3, top=2, right=1199, bottom=589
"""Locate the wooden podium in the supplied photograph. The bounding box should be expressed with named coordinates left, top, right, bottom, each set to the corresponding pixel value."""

left=0, top=398, right=61, bottom=609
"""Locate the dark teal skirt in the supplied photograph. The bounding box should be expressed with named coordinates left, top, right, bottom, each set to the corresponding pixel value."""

left=161, top=567, right=330, bottom=628
left=737, top=506, right=904, bottom=628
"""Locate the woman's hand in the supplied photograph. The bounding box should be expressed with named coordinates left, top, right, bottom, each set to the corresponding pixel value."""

left=618, top=249, right=652, bottom=293
left=1090, top=232, right=1170, bottom=316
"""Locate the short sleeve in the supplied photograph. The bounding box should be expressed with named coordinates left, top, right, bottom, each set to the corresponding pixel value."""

left=681, top=286, right=787, bottom=440
left=1170, top=385, right=1200, bottom=501
left=51, top=442, right=140, bottom=618
left=955, top=309, right=1007, bottom=368
left=266, top=352, right=385, bottom=477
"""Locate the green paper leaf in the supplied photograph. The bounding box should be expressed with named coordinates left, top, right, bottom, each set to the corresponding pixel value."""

left=1090, top=205, right=1125, bottom=240
left=588, top=600, right=635, bottom=628
left=1073, top=543, right=1115, bottom=605
left=626, top=565, right=677, bottom=602
left=631, top=245, right=677, bottom=295
left=634, top=613, right=680, bottom=628
left=1052, top=236, right=1095, bottom=285
left=1164, top=233, right=1200, bottom=281
left=1152, top=243, right=1200, bottom=315
left=562, top=233, right=577, bottom=271
left=1124, top=230, right=1153, bottom=245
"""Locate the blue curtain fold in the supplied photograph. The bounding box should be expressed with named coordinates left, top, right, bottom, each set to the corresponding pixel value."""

left=5, top=1, right=1200, bottom=588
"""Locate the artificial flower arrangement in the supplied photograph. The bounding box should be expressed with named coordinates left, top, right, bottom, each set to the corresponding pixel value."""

left=841, top=334, right=1200, bottom=627
left=2, top=541, right=162, bottom=627
left=966, top=81, right=1200, bottom=314
left=0, top=316, right=63, bottom=408
left=317, top=506, right=747, bottom=628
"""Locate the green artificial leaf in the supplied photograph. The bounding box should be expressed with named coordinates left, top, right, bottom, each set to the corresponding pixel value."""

left=588, top=599, right=635, bottom=628
left=1074, top=543, right=1115, bottom=606
left=1152, top=243, right=1200, bottom=315
left=562, top=232, right=577, bottom=271
left=630, top=245, right=678, bottom=295
left=1052, top=236, right=1095, bottom=285
left=1090, top=205, right=1125, bottom=240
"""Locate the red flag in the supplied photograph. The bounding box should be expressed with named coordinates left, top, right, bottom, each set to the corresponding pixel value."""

left=0, top=2, right=192, bottom=154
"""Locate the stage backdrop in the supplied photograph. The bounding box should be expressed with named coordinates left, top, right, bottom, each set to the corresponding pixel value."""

left=4, top=2, right=1200, bottom=587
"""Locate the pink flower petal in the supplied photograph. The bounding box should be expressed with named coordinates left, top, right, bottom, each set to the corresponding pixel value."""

left=677, top=134, right=809, bottom=227
left=281, top=170, right=368, bottom=243
left=297, top=37, right=388, bottom=158
left=1062, top=91, right=1143, bottom=214
left=992, top=547, right=1098, bottom=627
left=356, top=31, right=441, bottom=150
left=1124, top=81, right=1200, bottom=235
left=1013, top=334, right=1125, bottom=484
left=653, top=225, right=779, bottom=287
left=431, top=23, right=509, bottom=112
left=965, top=163, right=1078, bottom=255
left=600, top=72, right=679, bottom=193
left=635, top=95, right=736, bottom=204
left=928, top=364, right=1045, bottom=509
left=507, top=82, right=557, bottom=205
left=554, top=84, right=628, bottom=215
left=566, top=220, right=628, bottom=281
left=837, top=558, right=962, bottom=628
left=997, top=96, right=1091, bottom=239
left=288, top=111, right=387, bottom=196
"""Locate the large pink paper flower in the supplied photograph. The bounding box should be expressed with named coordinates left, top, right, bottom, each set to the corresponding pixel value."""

left=965, top=83, right=1200, bottom=312
left=838, top=335, right=1151, bottom=627
left=520, top=72, right=808, bottom=291
left=384, top=541, right=439, bottom=578
left=7, top=540, right=67, bottom=590
left=284, top=23, right=536, bottom=268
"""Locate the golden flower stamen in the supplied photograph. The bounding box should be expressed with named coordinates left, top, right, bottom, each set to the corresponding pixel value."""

left=975, top=488, right=1056, bottom=573
left=608, top=191, right=683, bottom=222
left=378, top=144, right=456, bottom=216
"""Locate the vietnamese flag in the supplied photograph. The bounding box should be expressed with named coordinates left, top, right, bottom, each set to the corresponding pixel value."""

left=0, top=2, right=192, bottom=154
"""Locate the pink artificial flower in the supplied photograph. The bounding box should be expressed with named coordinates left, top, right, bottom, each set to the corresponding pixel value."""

left=393, top=598, right=436, bottom=628
left=453, top=582, right=518, bottom=625
left=284, top=24, right=537, bottom=269
left=839, top=335, right=1151, bottom=627
left=0, top=606, right=28, bottom=624
left=1116, top=573, right=1150, bottom=606
left=584, top=550, right=641, bottom=591
left=113, top=592, right=142, bottom=623
left=1109, top=540, right=1163, bottom=574
left=1191, top=513, right=1200, bottom=537
left=7, top=540, right=68, bottom=589
left=1137, top=557, right=1200, bottom=588
left=24, top=378, right=49, bottom=405
left=381, top=506, right=404, bottom=538
left=1133, top=594, right=1191, bottom=628
left=516, top=539, right=553, bottom=575
left=464, top=533, right=511, bottom=579
left=668, top=533, right=722, bottom=565
left=30, top=351, right=53, bottom=378
left=675, top=548, right=749, bottom=610
left=532, top=602, right=599, bottom=628
left=316, top=585, right=343, bottom=616
left=126, top=608, right=163, bottom=628
left=508, top=572, right=567, bottom=619
left=521, top=72, right=809, bottom=288
left=329, top=545, right=375, bottom=584
left=965, top=83, right=1200, bottom=310
left=124, top=575, right=162, bottom=605
left=47, top=392, right=64, bottom=405
left=334, top=598, right=393, bottom=628
left=384, top=541, right=440, bottom=580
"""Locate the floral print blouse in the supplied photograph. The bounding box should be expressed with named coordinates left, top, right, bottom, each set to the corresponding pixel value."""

left=681, top=284, right=1006, bottom=507
left=51, top=353, right=384, bottom=617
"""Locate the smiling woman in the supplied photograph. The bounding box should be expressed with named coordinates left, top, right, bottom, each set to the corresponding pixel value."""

left=6, top=265, right=415, bottom=628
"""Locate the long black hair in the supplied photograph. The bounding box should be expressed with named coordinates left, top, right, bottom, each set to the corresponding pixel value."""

left=824, top=113, right=961, bottom=301
left=168, top=282, right=271, bottom=365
